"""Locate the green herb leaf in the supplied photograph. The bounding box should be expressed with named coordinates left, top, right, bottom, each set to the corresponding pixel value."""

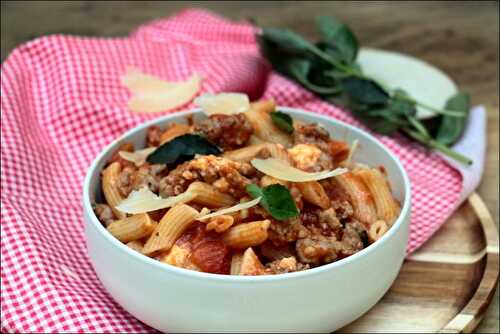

left=351, top=109, right=402, bottom=135
left=315, top=16, right=359, bottom=63
left=260, top=27, right=317, bottom=55
left=146, top=134, right=221, bottom=167
left=287, top=58, right=341, bottom=95
left=342, top=77, right=389, bottom=105
left=245, top=184, right=299, bottom=221
left=435, top=92, right=470, bottom=145
left=270, top=111, right=294, bottom=134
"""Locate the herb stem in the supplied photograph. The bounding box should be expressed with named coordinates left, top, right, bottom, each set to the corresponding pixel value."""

left=429, top=139, right=473, bottom=165
left=403, top=128, right=472, bottom=165
left=310, top=45, right=364, bottom=78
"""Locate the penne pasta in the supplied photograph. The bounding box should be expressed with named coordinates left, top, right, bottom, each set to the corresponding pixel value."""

left=223, top=143, right=268, bottom=163
left=107, top=213, right=156, bottom=243
left=329, top=140, right=350, bottom=164
left=142, top=204, right=199, bottom=255
left=296, top=181, right=330, bottom=209
left=239, top=247, right=265, bottom=275
left=126, top=240, right=144, bottom=253
left=160, top=123, right=191, bottom=144
left=230, top=252, right=243, bottom=275
left=102, top=162, right=126, bottom=219
left=355, top=168, right=400, bottom=225
left=187, top=182, right=236, bottom=208
left=260, top=175, right=289, bottom=188
left=244, top=101, right=293, bottom=147
left=368, top=219, right=389, bottom=242
left=266, top=143, right=290, bottom=162
left=223, top=220, right=271, bottom=249
left=248, top=134, right=266, bottom=145
left=205, top=215, right=235, bottom=233
left=95, top=95, right=402, bottom=275
left=249, top=99, right=276, bottom=114
left=335, top=172, right=377, bottom=225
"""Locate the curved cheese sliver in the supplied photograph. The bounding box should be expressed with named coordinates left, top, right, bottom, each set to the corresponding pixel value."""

left=194, top=93, right=250, bottom=115
left=121, top=68, right=202, bottom=113
left=196, top=197, right=261, bottom=221
left=116, top=187, right=196, bottom=214
left=251, top=158, right=348, bottom=182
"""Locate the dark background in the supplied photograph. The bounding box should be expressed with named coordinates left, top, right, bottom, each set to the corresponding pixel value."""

left=1, top=1, right=498, bottom=331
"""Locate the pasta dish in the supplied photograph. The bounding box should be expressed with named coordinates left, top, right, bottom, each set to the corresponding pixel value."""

left=93, top=95, right=400, bottom=275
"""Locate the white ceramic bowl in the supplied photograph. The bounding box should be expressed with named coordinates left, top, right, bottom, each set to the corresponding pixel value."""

left=83, top=107, right=411, bottom=333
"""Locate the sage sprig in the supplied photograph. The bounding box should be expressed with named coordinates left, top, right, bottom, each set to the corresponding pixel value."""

left=257, top=16, right=472, bottom=165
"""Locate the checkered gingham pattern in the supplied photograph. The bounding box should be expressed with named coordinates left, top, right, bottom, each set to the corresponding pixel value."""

left=1, top=9, right=462, bottom=333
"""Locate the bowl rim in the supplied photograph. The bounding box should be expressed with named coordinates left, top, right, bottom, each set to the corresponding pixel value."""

left=83, top=106, right=411, bottom=282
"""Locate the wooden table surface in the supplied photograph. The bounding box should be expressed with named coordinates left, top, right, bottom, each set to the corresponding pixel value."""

left=2, top=1, right=498, bottom=332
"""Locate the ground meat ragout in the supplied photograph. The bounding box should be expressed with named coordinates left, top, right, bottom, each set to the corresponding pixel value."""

left=94, top=99, right=401, bottom=276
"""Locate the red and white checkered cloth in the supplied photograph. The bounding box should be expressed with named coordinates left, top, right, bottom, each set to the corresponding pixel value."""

left=1, top=9, right=463, bottom=333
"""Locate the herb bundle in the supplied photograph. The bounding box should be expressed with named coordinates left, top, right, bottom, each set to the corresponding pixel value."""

left=257, top=16, right=472, bottom=165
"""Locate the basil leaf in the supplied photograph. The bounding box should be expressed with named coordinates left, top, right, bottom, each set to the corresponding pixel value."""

left=315, top=16, right=359, bottom=63
left=245, top=184, right=299, bottom=221
left=146, top=134, right=221, bottom=167
left=342, top=77, right=389, bottom=105
left=435, top=92, right=470, bottom=145
left=270, top=111, right=294, bottom=134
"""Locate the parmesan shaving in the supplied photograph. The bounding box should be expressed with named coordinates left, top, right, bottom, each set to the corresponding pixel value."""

left=194, top=93, right=250, bottom=115
left=118, top=147, right=157, bottom=167
left=344, top=139, right=359, bottom=167
left=197, top=197, right=261, bottom=221
left=116, top=187, right=196, bottom=214
left=121, top=67, right=202, bottom=113
left=251, top=158, right=348, bottom=182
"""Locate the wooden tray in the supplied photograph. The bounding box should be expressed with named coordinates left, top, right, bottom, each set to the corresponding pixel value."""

left=341, top=193, right=499, bottom=333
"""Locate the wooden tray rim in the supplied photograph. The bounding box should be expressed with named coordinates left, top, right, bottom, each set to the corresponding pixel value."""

left=416, top=193, right=499, bottom=333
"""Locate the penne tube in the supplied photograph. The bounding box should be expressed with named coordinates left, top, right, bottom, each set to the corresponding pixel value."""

left=260, top=175, right=289, bottom=188
left=249, top=99, right=276, bottom=114
left=248, top=135, right=266, bottom=145
left=335, top=172, right=377, bottom=225
left=102, top=162, right=126, bottom=219
left=244, top=101, right=293, bottom=147
left=368, top=219, right=389, bottom=242
left=126, top=240, right=144, bottom=253
left=265, top=143, right=290, bottom=162
left=329, top=140, right=350, bottom=164
left=187, top=182, right=236, bottom=208
left=142, top=204, right=199, bottom=255
left=230, top=253, right=243, bottom=275
left=296, top=181, right=330, bottom=209
left=355, top=168, right=400, bottom=225
left=160, top=123, right=191, bottom=144
left=223, top=220, right=271, bottom=249
left=206, top=215, right=235, bottom=233
left=223, top=143, right=268, bottom=163
left=239, top=247, right=265, bottom=275
left=107, top=213, right=156, bottom=243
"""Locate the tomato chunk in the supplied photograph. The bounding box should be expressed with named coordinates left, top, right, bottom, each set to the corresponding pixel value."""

left=191, top=240, right=230, bottom=274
